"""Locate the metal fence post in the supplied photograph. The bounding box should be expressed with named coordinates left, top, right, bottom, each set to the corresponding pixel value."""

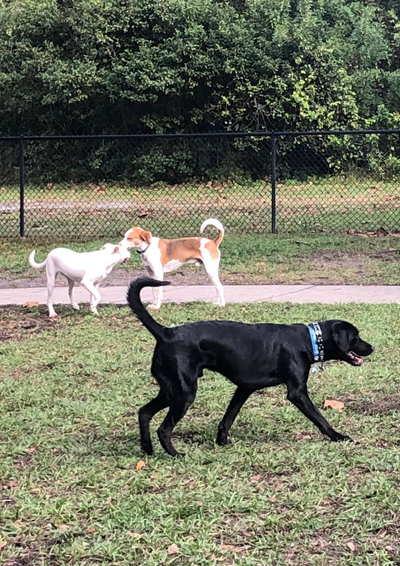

left=19, top=136, right=25, bottom=237
left=271, top=135, right=277, bottom=233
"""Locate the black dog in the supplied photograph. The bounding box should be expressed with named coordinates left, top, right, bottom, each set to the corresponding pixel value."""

left=127, top=278, right=373, bottom=457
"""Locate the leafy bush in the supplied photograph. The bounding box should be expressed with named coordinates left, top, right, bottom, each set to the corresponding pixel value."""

left=2, top=0, right=400, bottom=181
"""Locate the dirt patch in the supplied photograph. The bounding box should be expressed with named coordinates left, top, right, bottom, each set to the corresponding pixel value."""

left=0, top=308, right=70, bottom=342
left=344, top=391, right=400, bottom=415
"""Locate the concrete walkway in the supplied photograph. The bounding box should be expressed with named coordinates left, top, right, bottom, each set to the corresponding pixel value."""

left=1, top=284, right=400, bottom=306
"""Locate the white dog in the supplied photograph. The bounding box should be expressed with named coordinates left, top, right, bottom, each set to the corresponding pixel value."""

left=119, top=218, right=225, bottom=309
left=28, top=243, right=130, bottom=317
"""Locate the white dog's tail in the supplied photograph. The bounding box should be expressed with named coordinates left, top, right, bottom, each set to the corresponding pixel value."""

left=200, top=218, right=225, bottom=247
left=29, top=250, right=47, bottom=269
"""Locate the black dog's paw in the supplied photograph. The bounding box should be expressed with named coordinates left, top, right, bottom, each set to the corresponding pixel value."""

left=216, top=432, right=231, bottom=446
left=332, top=433, right=353, bottom=443
left=171, top=450, right=186, bottom=458
left=141, top=442, right=153, bottom=455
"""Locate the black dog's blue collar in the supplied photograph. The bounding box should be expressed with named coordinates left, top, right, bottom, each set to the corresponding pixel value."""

left=308, top=322, right=325, bottom=370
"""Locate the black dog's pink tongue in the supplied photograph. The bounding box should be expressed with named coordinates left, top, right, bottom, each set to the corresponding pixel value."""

left=351, top=352, right=363, bottom=364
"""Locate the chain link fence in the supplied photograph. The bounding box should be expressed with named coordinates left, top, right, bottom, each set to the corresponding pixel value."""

left=1, top=131, right=400, bottom=240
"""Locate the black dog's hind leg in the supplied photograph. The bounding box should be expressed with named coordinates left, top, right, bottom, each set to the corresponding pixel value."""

left=217, top=387, right=254, bottom=446
left=286, top=378, right=352, bottom=442
left=139, top=390, right=169, bottom=455
left=157, top=380, right=198, bottom=457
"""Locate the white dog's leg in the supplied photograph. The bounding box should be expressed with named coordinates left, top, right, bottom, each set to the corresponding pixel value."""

left=67, top=278, right=79, bottom=310
left=150, top=268, right=164, bottom=309
left=81, top=280, right=102, bottom=315
left=46, top=264, right=57, bottom=318
left=144, top=266, right=163, bottom=309
left=202, top=254, right=225, bottom=306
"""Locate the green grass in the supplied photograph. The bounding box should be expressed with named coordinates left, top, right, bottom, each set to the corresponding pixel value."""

left=2, top=233, right=400, bottom=286
left=2, top=175, right=400, bottom=239
left=1, top=301, right=399, bottom=565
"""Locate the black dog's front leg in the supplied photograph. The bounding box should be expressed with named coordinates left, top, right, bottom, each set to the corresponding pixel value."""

left=217, top=387, right=254, bottom=445
left=286, top=381, right=352, bottom=442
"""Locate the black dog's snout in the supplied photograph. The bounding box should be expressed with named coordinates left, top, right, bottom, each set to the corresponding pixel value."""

left=362, top=342, right=374, bottom=355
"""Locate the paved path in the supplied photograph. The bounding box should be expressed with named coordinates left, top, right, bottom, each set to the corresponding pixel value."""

left=1, top=284, right=400, bottom=306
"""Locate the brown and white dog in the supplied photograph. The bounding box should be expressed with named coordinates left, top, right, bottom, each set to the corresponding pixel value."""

left=120, top=218, right=225, bottom=309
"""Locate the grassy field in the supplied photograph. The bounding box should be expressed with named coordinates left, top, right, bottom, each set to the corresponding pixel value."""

left=1, top=301, right=399, bottom=565
left=1, top=233, right=400, bottom=287
left=2, top=176, right=400, bottom=239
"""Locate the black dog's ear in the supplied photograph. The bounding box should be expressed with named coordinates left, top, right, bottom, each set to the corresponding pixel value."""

left=332, top=322, right=353, bottom=352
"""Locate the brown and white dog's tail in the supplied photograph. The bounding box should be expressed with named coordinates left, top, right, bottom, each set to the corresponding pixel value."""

left=29, top=250, right=47, bottom=269
left=200, top=218, right=224, bottom=247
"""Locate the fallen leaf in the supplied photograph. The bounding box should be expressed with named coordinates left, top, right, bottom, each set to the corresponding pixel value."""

left=167, top=543, right=179, bottom=555
left=25, top=445, right=39, bottom=453
left=323, top=399, right=345, bottom=413
left=1, top=496, right=16, bottom=505
left=385, top=545, right=395, bottom=551
left=233, top=545, right=250, bottom=553
left=126, top=532, right=143, bottom=540
left=221, top=543, right=235, bottom=552
left=86, top=527, right=96, bottom=534
left=136, top=460, right=146, bottom=471
left=0, top=480, right=19, bottom=490
left=250, top=474, right=262, bottom=482
left=0, top=541, right=7, bottom=550
left=23, top=301, right=39, bottom=308
left=221, top=543, right=250, bottom=553
left=30, top=488, right=41, bottom=494
left=347, top=541, right=356, bottom=551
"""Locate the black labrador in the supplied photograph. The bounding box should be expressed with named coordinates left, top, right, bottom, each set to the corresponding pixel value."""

left=127, top=278, right=373, bottom=457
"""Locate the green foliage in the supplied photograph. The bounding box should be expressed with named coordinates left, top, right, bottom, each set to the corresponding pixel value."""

left=1, top=0, right=400, bottom=135
left=1, top=0, right=400, bottom=179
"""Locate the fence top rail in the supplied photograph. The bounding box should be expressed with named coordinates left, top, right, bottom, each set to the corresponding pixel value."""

left=1, top=129, right=400, bottom=142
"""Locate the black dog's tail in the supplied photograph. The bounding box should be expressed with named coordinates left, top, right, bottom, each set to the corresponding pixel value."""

left=126, top=278, right=171, bottom=340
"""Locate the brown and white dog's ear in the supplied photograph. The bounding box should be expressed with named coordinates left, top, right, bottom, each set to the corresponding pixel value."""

left=112, top=246, right=120, bottom=254
left=140, top=230, right=152, bottom=245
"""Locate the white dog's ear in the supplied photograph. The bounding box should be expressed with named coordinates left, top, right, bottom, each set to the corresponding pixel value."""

left=140, top=230, right=151, bottom=245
